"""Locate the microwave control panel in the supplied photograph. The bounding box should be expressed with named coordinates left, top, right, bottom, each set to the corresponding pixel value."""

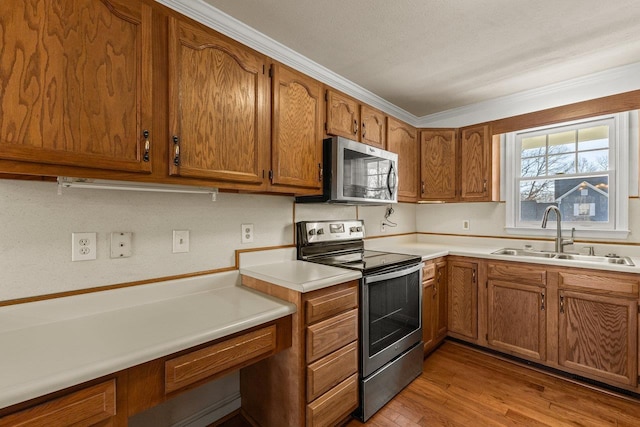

left=297, top=220, right=365, bottom=244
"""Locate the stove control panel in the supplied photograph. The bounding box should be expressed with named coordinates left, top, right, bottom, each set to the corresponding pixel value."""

left=297, top=220, right=365, bottom=244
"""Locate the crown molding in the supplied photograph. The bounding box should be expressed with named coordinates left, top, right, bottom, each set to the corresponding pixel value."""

left=154, top=0, right=419, bottom=126
left=418, top=61, right=640, bottom=128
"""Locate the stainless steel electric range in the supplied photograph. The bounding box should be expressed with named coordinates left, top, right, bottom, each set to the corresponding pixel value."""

left=296, top=219, right=424, bottom=421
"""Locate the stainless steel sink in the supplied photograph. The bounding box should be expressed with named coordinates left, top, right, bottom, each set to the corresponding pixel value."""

left=492, top=248, right=635, bottom=266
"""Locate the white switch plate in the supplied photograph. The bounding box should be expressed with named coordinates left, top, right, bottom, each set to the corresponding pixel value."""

left=72, top=232, right=97, bottom=261
left=241, top=224, right=254, bottom=243
left=173, top=230, right=190, bottom=253
left=110, top=232, right=132, bottom=258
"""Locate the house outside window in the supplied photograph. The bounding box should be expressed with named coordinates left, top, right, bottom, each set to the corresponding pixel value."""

left=505, top=112, right=634, bottom=238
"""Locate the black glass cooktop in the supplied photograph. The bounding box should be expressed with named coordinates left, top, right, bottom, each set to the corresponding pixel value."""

left=313, top=250, right=421, bottom=274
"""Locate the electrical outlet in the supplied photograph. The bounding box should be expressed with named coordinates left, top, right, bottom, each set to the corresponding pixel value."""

left=72, top=232, right=97, bottom=261
left=241, top=224, right=254, bottom=243
left=462, top=220, right=470, bottom=230
left=173, top=230, right=190, bottom=253
left=110, top=232, right=132, bottom=258
left=380, top=221, right=387, bottom=233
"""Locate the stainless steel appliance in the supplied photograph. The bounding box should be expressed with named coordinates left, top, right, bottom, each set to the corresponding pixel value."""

left=295, top=136, right=398, bottom=205
left=296, top=219, right=423, bottom=421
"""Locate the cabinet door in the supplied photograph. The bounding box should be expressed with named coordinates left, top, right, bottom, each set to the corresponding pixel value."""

left=434, top=261, right=448, bottom=341
left=420, top=129, right=457, bottom=201
left=0, top=0, right=152, bottom=173
left=326, top=90, right=360, bottom=140
left=168, top=17, right=269, bottom=186
left=487, top=280, right=546, bottom=361
left=422, top=277, right=435, bottom=353
left=558, top=290, right=638, bottom=387
left=448, top=260, right=478, bottom=340
left=387, top=117, right=418, bottom=202
left=271, top=64, right=323, bottom=192
left=460, top=124, right=491, bottom=201
left=360, top=105, right=386, bottom=148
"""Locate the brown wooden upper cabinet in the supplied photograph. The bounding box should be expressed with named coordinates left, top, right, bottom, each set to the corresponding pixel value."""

left=168, top=16, right=270, bottom=188
left=325, top=89, right=386, bottom=149
left=387, top=117, right=419, bottom=202
left=0, top=0, right=153, bottom=174
left=270, top=64, right=324, bottom=194
left=420, top=124, right=495, bottom=202
left=420, top=129, right=457, bottom=201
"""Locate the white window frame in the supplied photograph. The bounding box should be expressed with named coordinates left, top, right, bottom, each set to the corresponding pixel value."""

left=504, top=111, right=633, bottom=239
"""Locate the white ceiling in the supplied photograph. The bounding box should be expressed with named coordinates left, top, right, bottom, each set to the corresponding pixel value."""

left=200, top=0, right=640, bottom=118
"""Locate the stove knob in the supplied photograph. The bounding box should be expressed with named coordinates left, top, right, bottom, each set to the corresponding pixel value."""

left=357, top=226, right=363, bottom=232
left=308, top=228, right=316, bottom=236
left=350, top=226, right=358, bottom=233
left=317, top=228, right=325, bottom=235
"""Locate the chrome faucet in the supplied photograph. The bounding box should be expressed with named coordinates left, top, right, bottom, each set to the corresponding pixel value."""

left=541, top=206, right=573, bottom=253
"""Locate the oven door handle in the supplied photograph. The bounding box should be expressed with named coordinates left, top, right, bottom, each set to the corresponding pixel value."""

left=364, top=262, right=424, bottom=284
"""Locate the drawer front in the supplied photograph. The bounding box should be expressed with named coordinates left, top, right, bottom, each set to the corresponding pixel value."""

left=488, top=263, right=546, bottom=286
left=306, top=374, right=358, bottom=427
left=307, top=341, right=358, bottom=402
left=559, top=272, right=639, bottom=297
left=423, top=263, right=435, bottom=281
left=0, top=380, right=115, bottom=427
left=306, top=309, right=358, bottom=363
left=305, top=283, right=358, bottom=325
left=165, top=325, right=276, bottom=394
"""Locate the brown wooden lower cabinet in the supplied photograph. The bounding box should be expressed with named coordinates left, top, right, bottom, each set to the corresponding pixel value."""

left=422, top=258, right=447, bottom=355
left=240, top=277, right=359, bottom=427
left=447, top=258, right=478, bottom=341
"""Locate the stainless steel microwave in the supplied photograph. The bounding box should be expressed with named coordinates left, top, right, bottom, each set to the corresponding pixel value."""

left=296, top=136, right=398, bottom=205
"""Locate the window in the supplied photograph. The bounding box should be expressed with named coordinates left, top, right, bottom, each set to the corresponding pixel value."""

left=505, top=112, right=633, bottom=238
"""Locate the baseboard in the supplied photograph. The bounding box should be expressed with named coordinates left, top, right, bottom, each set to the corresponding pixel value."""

left=174, top=393, right=241, bottom=427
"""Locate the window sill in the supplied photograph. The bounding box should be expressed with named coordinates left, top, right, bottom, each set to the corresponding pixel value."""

left=504, top=227, right=630, bottom=240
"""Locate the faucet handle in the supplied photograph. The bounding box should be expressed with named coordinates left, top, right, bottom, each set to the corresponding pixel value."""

left=583, top=246, right=595, bottom=256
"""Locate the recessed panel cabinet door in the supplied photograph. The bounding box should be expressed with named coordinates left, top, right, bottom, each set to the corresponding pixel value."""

left=420, top=129, right=457, bottom=201
left=558, top=290, right=638, bottom=387
left=460, top=124, right=491, bottom=201
left=360, top=105, right=386, bottom=149
left=271, top=64, right=323, bottom=192
left=447, top=260, right=477, bottom=341
left=326, top=90, right=360, bottom=140
left=168, top=17, right=269, bottom=186
left=0, top=0, right=152, bottom=172
left=387, top=117, right=418, bottom=202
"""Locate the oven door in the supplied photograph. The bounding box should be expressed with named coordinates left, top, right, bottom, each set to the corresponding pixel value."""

left=361, top=262, right=423, bottom=377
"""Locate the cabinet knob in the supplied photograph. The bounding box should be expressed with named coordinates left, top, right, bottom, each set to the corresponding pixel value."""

left=142, top=130, right=151, bottom=162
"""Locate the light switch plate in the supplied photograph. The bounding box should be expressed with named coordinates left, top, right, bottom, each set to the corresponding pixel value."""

left=110, top=232, right=133, bottom=258
left=173, top=230, right=190, bottom=253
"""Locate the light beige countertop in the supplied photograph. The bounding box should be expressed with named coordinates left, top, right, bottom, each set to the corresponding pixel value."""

left=0, top=271, right=296, bottom=410
left=368, top=240, right=640, bottom=274
left=240, top=260, right=362, bottom=292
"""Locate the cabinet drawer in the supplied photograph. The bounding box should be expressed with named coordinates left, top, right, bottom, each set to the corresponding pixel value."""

left=423, top=263, right=435, bottom=281
left=307, top=341, right=358, bottom=402
left=305, top=283, right=358, bottom=325
left=0, top=380, right=115, bottom=427
left=306, top=309, right=358, bottom=363
left=559, top=272, right=639, bottom=297
left=306, top=374, right=358, bottom=427
left=488, top=263, right=546, bottom=286
left=165, top=325, right=276, bottom=394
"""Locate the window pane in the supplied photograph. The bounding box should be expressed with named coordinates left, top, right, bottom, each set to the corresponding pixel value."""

left=548, top=130, right=576, bottom=153
left=578, top=125, right=609, bottom=150
left=578, top=150, right=608, bottom=172
left=547, top=154, right=575, bottom=175
left=519, top=176, right=609, bottom=223
left=521, top=156, right=546, bottom=177
left=522, top=135, right=546, bottom=158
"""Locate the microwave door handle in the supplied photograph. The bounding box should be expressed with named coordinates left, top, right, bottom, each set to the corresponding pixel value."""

left=387, top=163, right=397, bottom=198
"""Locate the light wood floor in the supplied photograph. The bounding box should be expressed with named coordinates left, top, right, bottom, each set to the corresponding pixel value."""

left=219, top=340, right=640, bottom=427
left=347, top=341, right=640, bottom=427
